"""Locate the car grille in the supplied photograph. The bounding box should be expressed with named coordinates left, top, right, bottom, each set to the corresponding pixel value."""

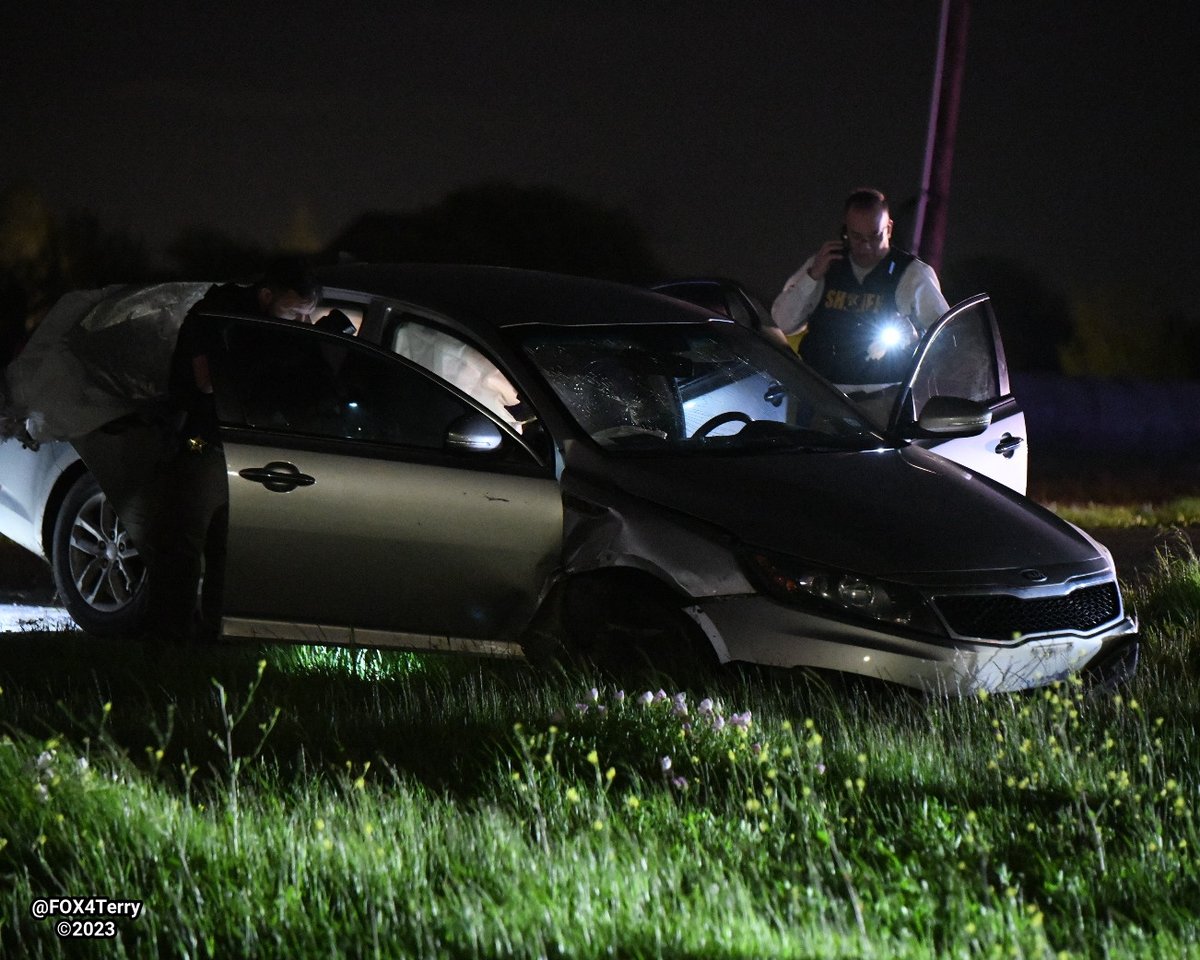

left=932, top=582, right=1120, bottom=641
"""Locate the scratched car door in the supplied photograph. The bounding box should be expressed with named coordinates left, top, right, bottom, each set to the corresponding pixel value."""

left=204, top=314, right=562, bottom=649
left=892, top=295, right=1029, bottom=494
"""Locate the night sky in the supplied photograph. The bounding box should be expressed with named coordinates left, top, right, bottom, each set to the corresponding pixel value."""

left=3, top=1, right=1196, bottom=313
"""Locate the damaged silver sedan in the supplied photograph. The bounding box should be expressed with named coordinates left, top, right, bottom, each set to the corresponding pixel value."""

left=0, top=264, right=1136, bottom=692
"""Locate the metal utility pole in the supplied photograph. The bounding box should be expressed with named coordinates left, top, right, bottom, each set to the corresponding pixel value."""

left=911, top=0, right=970, bottom=273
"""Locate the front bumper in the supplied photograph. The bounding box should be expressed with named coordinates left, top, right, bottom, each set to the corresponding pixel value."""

left=689, top=594, right=1139, bottom=694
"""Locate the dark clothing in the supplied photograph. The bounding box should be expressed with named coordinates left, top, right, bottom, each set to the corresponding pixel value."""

left=314, top=309, right=356, bottom=336
left=72, top=409, right=226, bottom=641
left=191, top=282, right=262, bottom=316
left=799, top=249, right=920, bottom=384
left=74, top=283, right=243, bottom=641
left=171, top=283, right=261, bottom=444
left=171, top=315, right=221, bottom=445
left=143, top=284, right=257, bottom=633
left=0, top=278, right=30, bottom=370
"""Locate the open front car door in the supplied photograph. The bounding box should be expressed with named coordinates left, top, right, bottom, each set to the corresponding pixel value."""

left=888, top=294, right=1029, bottom=494
left=205, top=313, right=563, bottom=654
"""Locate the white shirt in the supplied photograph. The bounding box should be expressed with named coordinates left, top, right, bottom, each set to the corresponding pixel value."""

left=770, top=253, right=949, bottom=336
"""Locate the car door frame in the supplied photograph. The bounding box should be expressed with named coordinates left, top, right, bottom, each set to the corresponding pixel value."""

left=886, top=294, right=1029, bottom=494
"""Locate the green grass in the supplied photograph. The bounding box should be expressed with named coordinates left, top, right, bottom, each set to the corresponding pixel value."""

left=2, top=558, right=1199, bottom=958
left=1047, top=497, right=1200, bottom=529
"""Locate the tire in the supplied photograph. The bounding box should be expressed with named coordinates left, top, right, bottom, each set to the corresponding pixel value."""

left=51, top=473, right=147, bottom=636
left=556, top=572, right=718, bottom=682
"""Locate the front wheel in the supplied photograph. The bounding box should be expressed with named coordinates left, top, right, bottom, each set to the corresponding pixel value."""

left=554, top=573, right=719, bottom=682
left=51, top=473, right=147, bottom=636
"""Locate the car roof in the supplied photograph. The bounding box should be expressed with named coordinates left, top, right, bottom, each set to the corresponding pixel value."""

left=316, top=262, right=722, bottom=329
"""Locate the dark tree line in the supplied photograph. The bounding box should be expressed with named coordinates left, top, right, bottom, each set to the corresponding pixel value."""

left=329, top=182, right=663, bottom=284
left=3, top=180, right=1197, bottom=379
left=942, top=255, right=1200, bottom=380
left=0, top=181, right=662, bottom=367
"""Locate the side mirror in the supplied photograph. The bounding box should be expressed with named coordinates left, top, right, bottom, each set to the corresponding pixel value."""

left=445, top=412, right=504, bottom=453
left=910, top=396, right=992, bottom=438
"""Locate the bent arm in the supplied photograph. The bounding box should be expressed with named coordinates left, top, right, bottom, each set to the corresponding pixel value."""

left=898, top=261, right=949, bottom=331
left=770, top=257, right=823, bottom=335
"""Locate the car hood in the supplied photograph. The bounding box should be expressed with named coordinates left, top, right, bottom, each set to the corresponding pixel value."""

left=566, top=444, right=1104, bottom=579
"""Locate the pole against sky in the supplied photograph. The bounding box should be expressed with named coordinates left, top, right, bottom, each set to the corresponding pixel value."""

left=1, top=1, right=1195, bottom=312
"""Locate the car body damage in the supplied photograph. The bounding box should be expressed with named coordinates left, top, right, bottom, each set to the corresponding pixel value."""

left=559, top=445, right=755, bottom=599
left=695, top=593, right=1133, bottom=694
left=554, top=435, right=1137, bottom=693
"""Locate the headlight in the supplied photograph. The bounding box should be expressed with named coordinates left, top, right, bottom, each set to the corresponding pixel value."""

left=744, top=550, right=944, bottom=636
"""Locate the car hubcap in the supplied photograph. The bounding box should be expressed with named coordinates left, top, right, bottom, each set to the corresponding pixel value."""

left=67, top=492, right=145, bottom=611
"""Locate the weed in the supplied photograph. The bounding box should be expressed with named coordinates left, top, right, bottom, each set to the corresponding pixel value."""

left=0, top=558, right=1197, bottom=956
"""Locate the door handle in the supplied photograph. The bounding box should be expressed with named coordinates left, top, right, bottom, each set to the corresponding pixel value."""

left=238, top=461, right=316, bottom=493
left=994, top=434, right=1024, bottom=459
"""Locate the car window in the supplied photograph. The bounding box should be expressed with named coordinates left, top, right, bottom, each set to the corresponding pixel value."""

left=216, top=320, right=481, bottom=450
left=387, top=315, right=532, bottom=433
left=517, top=322, right=883, bottom=454
left=909, top=304, right=1001, bottom=418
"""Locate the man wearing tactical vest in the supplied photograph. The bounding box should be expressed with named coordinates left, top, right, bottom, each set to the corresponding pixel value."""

left=771, top=188, right=948, bottom=403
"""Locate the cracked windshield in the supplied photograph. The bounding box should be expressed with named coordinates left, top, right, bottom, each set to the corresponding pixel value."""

left=520, top=323, right=884, bottom=454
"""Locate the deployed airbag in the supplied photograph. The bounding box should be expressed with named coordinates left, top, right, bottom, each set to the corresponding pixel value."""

left=1, top=282, right=210, bottom=444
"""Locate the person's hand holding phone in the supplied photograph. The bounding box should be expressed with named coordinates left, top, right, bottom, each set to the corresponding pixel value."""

left=806, top=238, right=847, bottom=280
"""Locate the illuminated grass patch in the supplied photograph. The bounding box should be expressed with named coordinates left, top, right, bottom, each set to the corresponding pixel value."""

left=1, top=560, right=1198, bottom=957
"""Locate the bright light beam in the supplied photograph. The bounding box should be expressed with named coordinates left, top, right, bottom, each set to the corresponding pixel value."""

left=878, top=324, right=904, bottom=348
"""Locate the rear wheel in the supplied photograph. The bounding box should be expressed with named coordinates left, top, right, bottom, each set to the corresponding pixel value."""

left=51, top=473, right=147, bottom=636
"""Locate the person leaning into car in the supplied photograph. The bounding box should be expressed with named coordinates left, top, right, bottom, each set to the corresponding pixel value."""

left=771, top=188, right=948, bottom=388
left=165, top=255, right=348, bottom=641
left=74, top=256, right=328, bottom=643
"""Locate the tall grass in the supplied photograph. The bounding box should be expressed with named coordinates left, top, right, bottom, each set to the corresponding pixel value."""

left=1, top=547, right=1198, bottom=958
